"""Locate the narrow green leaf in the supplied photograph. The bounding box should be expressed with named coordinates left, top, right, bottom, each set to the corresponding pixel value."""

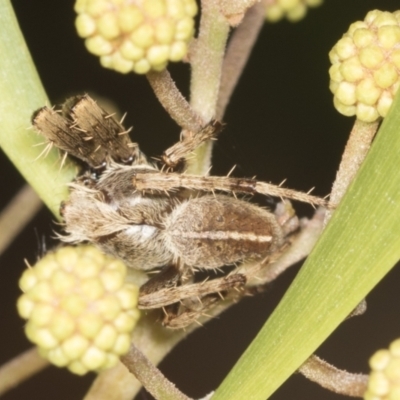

left=0, top=0, right=76, bottom=217
left=213, top=93, right=400, bottom=399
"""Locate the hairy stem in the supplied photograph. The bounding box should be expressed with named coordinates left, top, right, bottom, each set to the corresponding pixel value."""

left=216, top=1, right=266, bottom=120
left=83, top=362, right=140, bottom=400
left=121, top=344, right=193, bottom=400
left=325, top=119, right=379, bottom=223
left=187, top=0, right=230, bottom=174
left=146, top=70, right=203, bottom=132
left=0, top=347, right=49, bottom=397
left=85, top=313, right=189, bottom=400
left=299, top=355, right=368, bottom=397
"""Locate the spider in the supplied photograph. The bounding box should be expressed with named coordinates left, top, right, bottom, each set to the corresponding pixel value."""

left=32, top=94, right=328, bottom=328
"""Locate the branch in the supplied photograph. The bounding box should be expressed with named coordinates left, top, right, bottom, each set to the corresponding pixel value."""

left=325, top=119, right=379, bottom=223
left=146, top=70, right=203, bottom=132
left=299, top=355, right=368, bottom=397
left=84, top=313, right=190, bottom=400
left=0, top=184, right=42, bottom=256
left=121, top=344, right=193, bottom=400
left=216, top=1, right=265, bottom=120
left=0, top=347, right=49, bottom=397
left=187, top=0, right=230, bottom=174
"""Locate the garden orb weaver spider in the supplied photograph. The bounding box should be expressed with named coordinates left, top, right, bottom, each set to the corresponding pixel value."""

left=32, top=94, right=327, bottom=328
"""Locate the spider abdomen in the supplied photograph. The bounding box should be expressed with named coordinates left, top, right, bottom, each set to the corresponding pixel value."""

left=164, top=195, right=283, bottom=269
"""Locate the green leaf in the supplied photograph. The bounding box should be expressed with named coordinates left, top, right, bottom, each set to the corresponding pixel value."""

left=213, top=94, right=400, bottom=399
left=0, top=0, right=76, bottom=217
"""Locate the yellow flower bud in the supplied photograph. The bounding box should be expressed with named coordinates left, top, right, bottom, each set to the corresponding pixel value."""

left=329, top=10, right=400, bottom=121
left=265, top=0, right=323, bottom=23
left=17, top=246, right=140, bottom=375
left=364, top=338, right=400, bottom=399
left=74, top=0, right=197, bottom=74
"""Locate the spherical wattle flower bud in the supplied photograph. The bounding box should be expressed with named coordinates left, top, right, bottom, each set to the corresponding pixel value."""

left=329, top=10, right=400, bottom=122
left=364, top=338, right=400, bottom=400
left=17, top=246, right=140, bottom=375
left=74, top=0, right=198, bottom=74
left=265, top=0, right=323, bottom=23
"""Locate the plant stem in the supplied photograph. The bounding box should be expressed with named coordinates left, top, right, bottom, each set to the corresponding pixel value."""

left=325, top=119, right=379, bottom=223
left=298, top=355, right=368, bottom=397
left=121, top=344, right=193, bottom=400
left=0, top=184, right=42, bottom=256
left=85, top=313, right=189, bottom=400
left=217, top=1, right=266, bottom=120
left=0, top=347, right=49, bottom=397
left=83, top=362, right=140, bottom=400
left=146, top=70, right=203, bottom=132
left=187, top=0, right=230, bottom=174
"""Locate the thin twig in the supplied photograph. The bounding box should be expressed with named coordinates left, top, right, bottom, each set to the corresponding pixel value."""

left=299, top=355, right=368, bottom=397
left=190, top=0, right=230, bottom=122
left=297, top=302, right=368, bottom=397
left=121, top=344, right=193, bottom=400
left=83, top=362, right=140, bottom=400
left=216, top=1, right=266, bottom=120
left=0, top=184, right=42, bottom=256
left=146, top=70, right=203, bottom=132
left=325, top=119, right=379, bottom=223
left=0, top=347, right=49, bottom=397
left=85, top=312, right=189, bottom=400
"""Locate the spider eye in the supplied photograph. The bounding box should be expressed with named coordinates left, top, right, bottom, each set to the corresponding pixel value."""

left=121, top=155, right=134, bottom=165
left=92, top=161, right=107, bottom=171
left=79, top=173, right=97, bottom=187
